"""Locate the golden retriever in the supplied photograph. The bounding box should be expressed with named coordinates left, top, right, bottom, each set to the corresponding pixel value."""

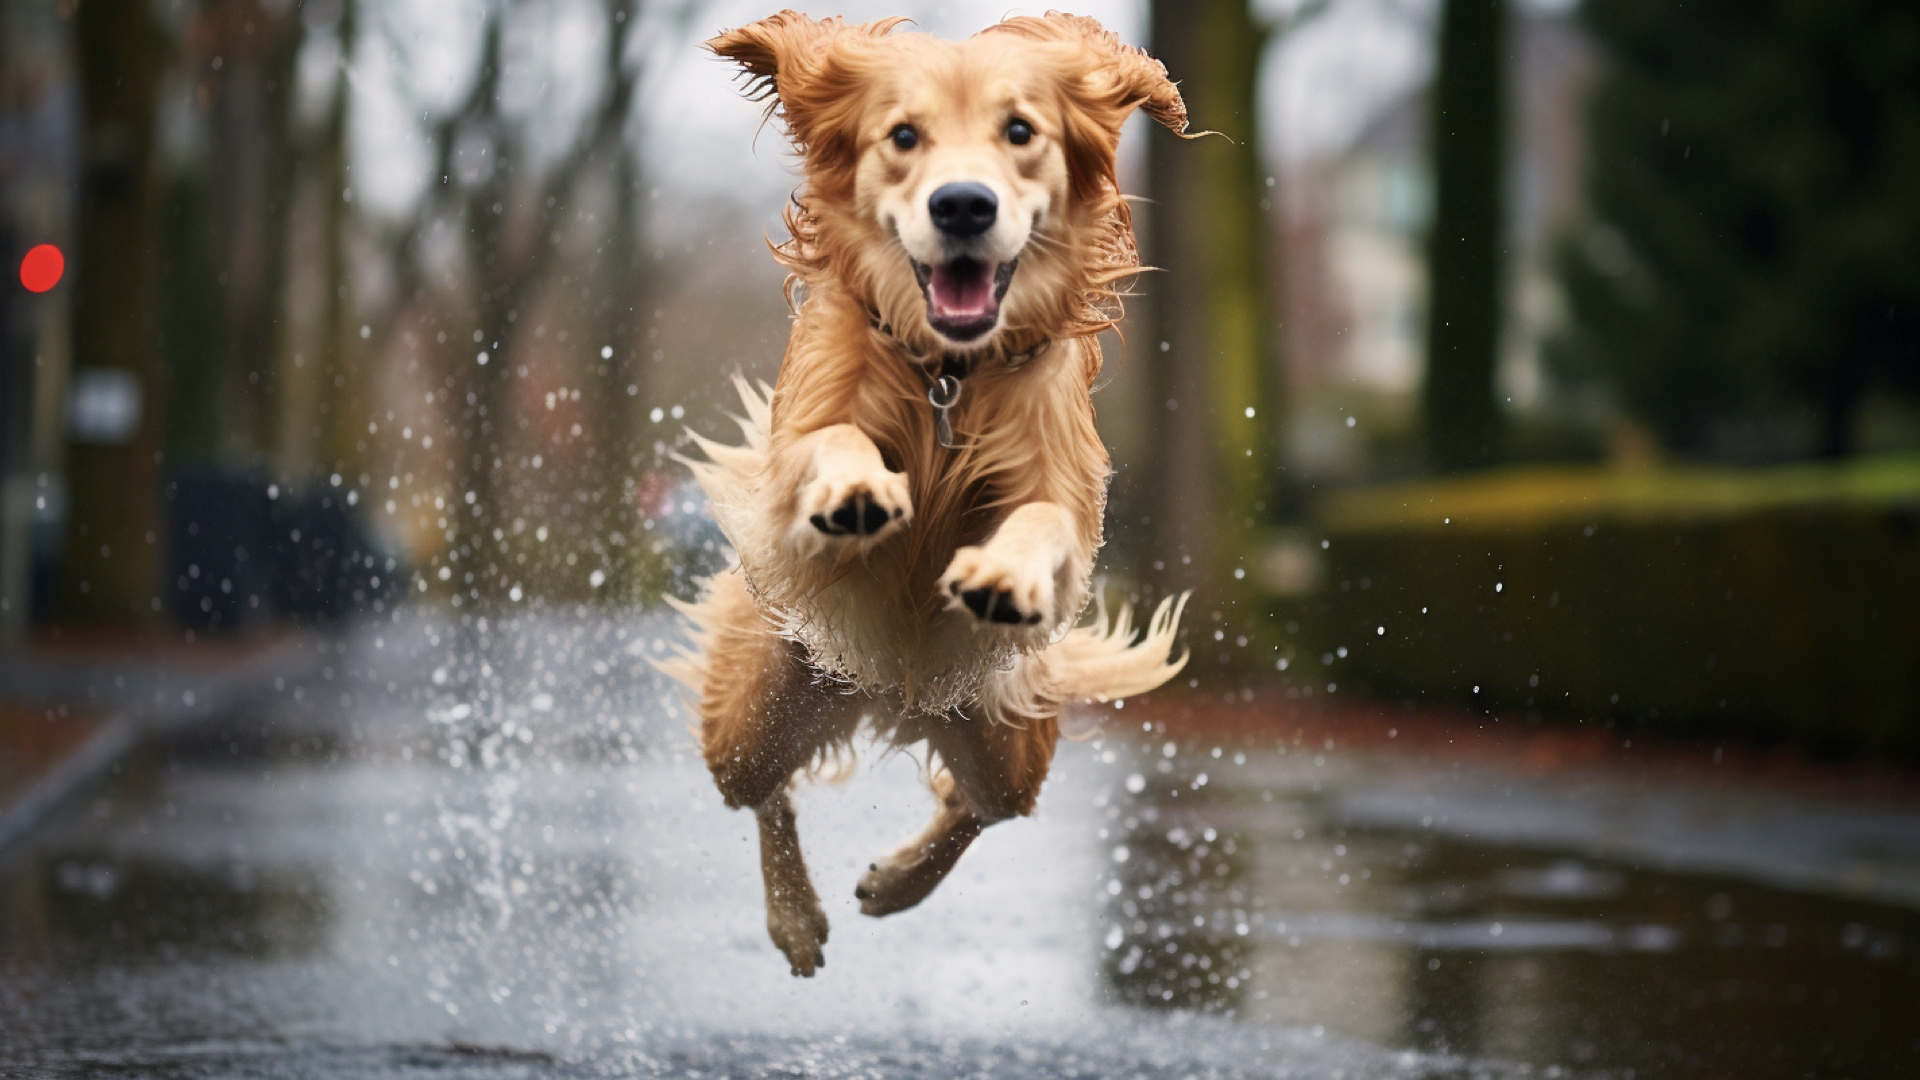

left=663, top=10, right=1191, bottom=976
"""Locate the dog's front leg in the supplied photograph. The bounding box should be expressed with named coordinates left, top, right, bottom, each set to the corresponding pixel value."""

left=938, top=501, right=1089, bottom=630
left=779, top=423, right=912, bottom=561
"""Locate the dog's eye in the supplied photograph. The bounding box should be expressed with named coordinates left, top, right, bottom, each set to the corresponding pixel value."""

left=1006, top=119, right=1033, bottom=146
left=891, top=124, right=918, bottom=151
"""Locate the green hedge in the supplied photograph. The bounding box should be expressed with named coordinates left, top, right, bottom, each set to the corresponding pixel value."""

left=1287, top=456, right=1920, bottom=758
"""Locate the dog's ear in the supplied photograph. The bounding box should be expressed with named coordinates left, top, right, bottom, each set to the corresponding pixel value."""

left=988, top=14, right=1189, bottom=137
left=986, top=14, right=1191, bottom=204
left=708, top=12, right=907, bottom=162
left=707, top=11, right=833, bottom=105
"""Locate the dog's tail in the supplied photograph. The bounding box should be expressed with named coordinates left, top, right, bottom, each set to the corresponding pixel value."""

left=1044, top=589, right=1189, bottom=710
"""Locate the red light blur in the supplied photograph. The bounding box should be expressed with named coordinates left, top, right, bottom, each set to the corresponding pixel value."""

left=21, top=244, right=64, bottom=293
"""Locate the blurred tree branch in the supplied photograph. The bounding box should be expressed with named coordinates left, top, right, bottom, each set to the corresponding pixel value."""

left=353, top=0, right=650, bottom=607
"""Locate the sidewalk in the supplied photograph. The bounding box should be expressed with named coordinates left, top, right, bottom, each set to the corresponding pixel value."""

left=0, top=629, right=326, bottom=859
left=1135, top=689, right=1920, bottom=910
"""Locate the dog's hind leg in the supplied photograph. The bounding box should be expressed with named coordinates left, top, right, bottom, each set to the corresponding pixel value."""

left=852, top=762, right=981, bottom=917
left=855, top=701, right=1060, bottom=917
left=691, top=569, right=858, bottom=975
left=754, top=787, right=833, bottom=976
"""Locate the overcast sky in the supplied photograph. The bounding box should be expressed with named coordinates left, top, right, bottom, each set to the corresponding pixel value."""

left=343, top=0, right=1577, bottom=225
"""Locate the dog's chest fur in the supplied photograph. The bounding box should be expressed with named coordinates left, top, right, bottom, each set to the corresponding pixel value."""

left=692, top=332, right=1105, bottom=716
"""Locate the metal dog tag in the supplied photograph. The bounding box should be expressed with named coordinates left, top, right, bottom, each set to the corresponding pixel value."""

left=928, top=375, right=962, bottom=449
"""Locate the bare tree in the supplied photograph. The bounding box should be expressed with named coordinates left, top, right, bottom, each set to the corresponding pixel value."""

left=357, top=0, right=651, bottom=608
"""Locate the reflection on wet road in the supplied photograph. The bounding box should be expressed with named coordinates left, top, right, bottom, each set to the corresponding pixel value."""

left=1099, top=739, right=1920, bottom=1076
left=1, top=612, right=1916, bottom=1078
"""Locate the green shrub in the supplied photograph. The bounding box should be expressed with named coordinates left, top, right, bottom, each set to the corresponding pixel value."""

left=1290, top=457, right=1920, bottom=757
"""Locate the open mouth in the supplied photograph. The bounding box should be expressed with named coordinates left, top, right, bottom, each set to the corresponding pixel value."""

left=912, top=258, right=1018, bottom=343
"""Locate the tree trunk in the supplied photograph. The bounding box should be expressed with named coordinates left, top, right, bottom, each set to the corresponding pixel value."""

left=587, top=0, right=646, bottom=601
left=205, top=0, right=303, bottom=461
left=1423, top=0, right=1509, bottom=472
left=1146, top=0, right=1281, bottom=604
left=271, top=0, right=350, bottom=485
left=57, top=0, right=167, bottom=625
left=1818, top=350, right=1864, bottom=459
left=315, top=0, right=358, bottom=480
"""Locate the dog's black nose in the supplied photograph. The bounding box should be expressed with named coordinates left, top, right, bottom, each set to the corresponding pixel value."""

left=928, top=182, right=998, bottom=237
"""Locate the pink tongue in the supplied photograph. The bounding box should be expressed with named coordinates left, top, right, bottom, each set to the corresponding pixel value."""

left=929, top=260, right=996, bottom=319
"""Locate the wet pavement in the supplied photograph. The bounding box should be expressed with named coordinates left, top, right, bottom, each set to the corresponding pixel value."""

left=1, top=610, right=1917, bottom=1078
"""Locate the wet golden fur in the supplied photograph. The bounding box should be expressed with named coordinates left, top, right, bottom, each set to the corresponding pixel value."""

left=661, top=11, right=1191, bottom=976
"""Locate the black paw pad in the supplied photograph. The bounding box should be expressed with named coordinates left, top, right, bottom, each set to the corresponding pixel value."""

left=961, top=587, right=1035, bottom=625
left=961, top=587, right=993, bottom=620
left=988, top=592, right=1026, bottom=625
left=813, top=493, right=896, bottom=537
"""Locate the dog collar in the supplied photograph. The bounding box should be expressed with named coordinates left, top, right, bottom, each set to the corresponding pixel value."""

left=862, top=306, right=1050, bottom=449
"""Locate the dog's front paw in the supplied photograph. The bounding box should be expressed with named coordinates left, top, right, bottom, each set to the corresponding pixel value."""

left=791, top=470, right=911, bottom=553
left=939, top=546, right=1054, bottom=627
left=766, top=886, right=831, bottom=977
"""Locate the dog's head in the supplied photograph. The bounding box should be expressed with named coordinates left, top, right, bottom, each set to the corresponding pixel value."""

left=711, top=11, right=1188, bottom=352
